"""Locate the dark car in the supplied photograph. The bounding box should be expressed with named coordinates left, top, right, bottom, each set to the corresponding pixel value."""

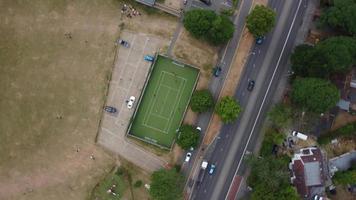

left=104, top=106, right=117, bottom=113
left=200, top=0, right=211, bottom=6
left=117, top=39, right=129, bottom=48
left=247, top=80, right=255, bottom=91
left=256, top=36, right=265, bottom=45
left=213, top=66, right=222, bottom=77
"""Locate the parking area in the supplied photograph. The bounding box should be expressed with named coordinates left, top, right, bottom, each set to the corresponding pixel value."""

left=97, top=31, right=170, bottom=172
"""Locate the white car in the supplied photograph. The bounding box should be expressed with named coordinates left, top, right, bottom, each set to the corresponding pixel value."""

left=127, top=96, right=136, bottom=109
left=185, top=152, right=192, bottom=162
left=196, top=126, right=202, bottom=132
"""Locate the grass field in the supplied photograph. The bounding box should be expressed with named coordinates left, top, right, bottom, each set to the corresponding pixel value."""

left=129, top=55, right=199, bottom=148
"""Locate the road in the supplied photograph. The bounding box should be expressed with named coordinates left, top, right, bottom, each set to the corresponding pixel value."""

left=191, top=0, right=309, bottom=199
left=180, top=0, right=253, bottom=186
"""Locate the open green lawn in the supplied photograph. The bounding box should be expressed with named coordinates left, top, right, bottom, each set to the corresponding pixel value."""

left=129, top=55, right=199, bottom=148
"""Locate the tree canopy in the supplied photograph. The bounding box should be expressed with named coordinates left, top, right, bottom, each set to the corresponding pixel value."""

left=268, top=103, right=292, bottom=129
left=215, top=96, right=241, bottom=123
left=190, top=90, right=214, bottom=113
left=176, top=124, right=200, bottom=150
left=183, top=9, right=234, bottom=45
left=320, top=0, right=356, bottom=35
left=291, top=37, right=356, bottom=78
left=291, top=78, right=340, bottom=113
left=246, top=5, right=276, bottom=37
left=150, top=168, right=184, bottom=200
left=247, top=155, right=299, bottom=200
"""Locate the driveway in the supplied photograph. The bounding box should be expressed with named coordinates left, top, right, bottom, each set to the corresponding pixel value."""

left=97, top=31, right=170, bottom=172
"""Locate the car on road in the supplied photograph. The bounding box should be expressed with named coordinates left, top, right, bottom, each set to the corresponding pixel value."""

left=104, top=106, right=117, bottom=113
left=196, top=126, right=202, bottom=132
left=117, top=39, right=129, bottom=48
left=185, top=152, right=192, bottom=162
left=144, top=55, right=154, bottom=62
left=247, top=80, right=255, bottom=91
left=199, top=0, right=211, bottom=5
left=208, top=164, right=216, bottom=175
left=213, top=66, right=222, bottom=77
left=127, top=96, right=136, bottom=109
left=256, top=36, right=265, bottom=45
left=183, top=0, right=187, bottom=5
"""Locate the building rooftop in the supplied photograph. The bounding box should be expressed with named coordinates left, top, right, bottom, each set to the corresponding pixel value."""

left=290, top=147, right=326, bottom=198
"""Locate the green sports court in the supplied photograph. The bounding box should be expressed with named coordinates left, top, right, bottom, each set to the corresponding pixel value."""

left=128, top=55, right=199, bottom=148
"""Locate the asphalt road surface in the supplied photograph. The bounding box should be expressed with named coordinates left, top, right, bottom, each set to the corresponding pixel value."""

left=191, top=0, right=309, bottom=199
left=181, top=0, right=253, bottom=183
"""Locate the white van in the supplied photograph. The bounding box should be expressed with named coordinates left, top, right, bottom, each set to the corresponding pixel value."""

left=292, top=131, right=308, bottom=141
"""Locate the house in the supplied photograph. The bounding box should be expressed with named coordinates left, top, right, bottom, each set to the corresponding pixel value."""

left=135, top=0, right=156, bottom=7
left=329, top=150, right=356, bottom=175
left=289, top=147, right=328, bottom=199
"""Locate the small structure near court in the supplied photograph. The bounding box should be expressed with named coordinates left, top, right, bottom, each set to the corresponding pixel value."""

left=135, top=0, right=155, bottom=7
left=127, top=55, right=199, bottom=149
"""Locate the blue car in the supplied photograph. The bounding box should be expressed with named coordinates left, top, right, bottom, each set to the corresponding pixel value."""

left=104, top=106, right=117, bottom=113
left=256, top=36, right=265, bottom=45
left=213, top=66, right=222, bottom=77
left=208, top=164, right=216, bottom=175
left=144, top=55, right=154, bottom=62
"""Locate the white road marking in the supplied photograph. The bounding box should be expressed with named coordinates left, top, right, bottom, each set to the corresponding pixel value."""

left=224, top=1, right=303, bottom=199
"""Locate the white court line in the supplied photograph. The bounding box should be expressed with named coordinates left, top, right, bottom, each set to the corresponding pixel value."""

left=224, top=1, right=303, bottom=199
left=163, top=79, right=186, bottom=133
left=142, top=71, right=165, bottom=126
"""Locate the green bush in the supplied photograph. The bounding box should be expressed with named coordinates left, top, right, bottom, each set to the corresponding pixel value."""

left=190, top=90, right=214, bottom=113
left=333, top=168, right=356, bottom=186
left=260, top=128, right=284, bottom=157
left=318, top=122, right=356, bottom=145
left=134, top=180, right=143, bottom=188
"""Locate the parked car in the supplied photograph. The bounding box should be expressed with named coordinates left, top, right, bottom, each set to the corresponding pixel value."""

left=200, top=0, right=211, bottom=5
left=127, top=96, right=136, bottom=109
left=117, top=39, right=129, bottom=48
left=104, top=106, right=117, bottom=113
left=185, top=152, right=192, bottom=162
left=213, top=66, right=222, bottom=77
left=208, top=164, right=216, bottom=175
left=247, top=80, right=255, bottom=91
left=256, top=36, right=265, bottom=45
left=144, top=55, right=154, bottom=62
left=183, top=0, right=187, bottom=5
left=196, top=126, right=202, bottom=132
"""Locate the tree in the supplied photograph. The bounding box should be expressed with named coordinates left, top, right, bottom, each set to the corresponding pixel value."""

left=319, top=0, right=356, bottom=35
left=291, top=37, right=356, bottom=78
left=150, top=168, right=184, bottom=200
left=291, top=78, right=340, bottom=113
left=290, top=44, right=315, bottom=77
left=207, top=15, right=235, bottom=44
left=176, top=124, right=200, bottom=150
left=183, top=9, right=234, bottom=45
left=268, top=103, right=292, bottom=129
left=190, top=90, right=214, bottom=113
left=183, top=9, right=216, bottom=38
left=246, top=5, right=276, bottom=37
left=215, top=96, right=241, bottom=123
left=247, top=155, right=299, bottom=200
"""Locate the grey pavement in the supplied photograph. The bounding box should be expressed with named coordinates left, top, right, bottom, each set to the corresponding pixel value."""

left=182, top=0, right=253, bottom=192
left=191, top=0, right=310, bottom=199
left=97, top=31, right=169, bottom=172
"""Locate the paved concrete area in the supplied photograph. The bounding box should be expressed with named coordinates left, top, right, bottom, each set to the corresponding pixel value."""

left=97, top=31, right=169, bottom=172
